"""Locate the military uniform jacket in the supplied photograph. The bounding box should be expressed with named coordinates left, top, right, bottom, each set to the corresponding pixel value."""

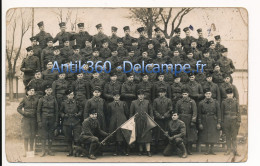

left=41, top=46, right=54, bottom=70
left=217, top=57, right=235, bottom=74
left=115, top=71, right=127, bottom=83
left=71, top=31, right=92, bottom=49
left=195, top=73, right=206, bottom=85
left=153, top=96, right=173, bottom=120
left=106, top=56, right=122, bottom=68
left=80, top=46, right=93, bottom=59
left=220, top=83, right=239, bottom=101
left=42, top=69, right=59, bottom=85
left=99, top=47, right=111, bottom=59
left=103, top=81, right=122, bottom=101
left=221, top=98, right=240, bottom=122
left=92, top=32, right=109, bottom=49
left=137, top=81, right=155, bottom=101
left=184, top=81, right=204, bottom=100
left=169, top=36, right=182, bottom=51
left=108, top=101, right=128, bottom=132
left=84, top=97, right=105, bottom=119
left=209, top=48, right=220, bottom=61
left=184, top=58, right=197, bottom=70
left=81, top=117, right=107, bottom=137
left=171, top=56, right=183, bottom=66
left=90, top=78, right=105, bottom=93
left=167, top=119, right=186, bottom=138
left=175, top=97, right=197, bottom=122
left=197, top=37, right=208, bottom=52
left=28, top=78, right=45, bottom=95
left=88, top=56, right=104, bottom=64
left=154, top=81, right=171, bottom=98
left=52, top=79, right=69, bottom=96
left=164, top=72, right=174, bottom=85
left=69, top=53, right=83, bottom=63
left=171, top=82, right=184, bottom=101
left=130, top=99, right=153, bottom=118
left=202, top=81, right=221, bottom=103
left=117, top=47, right=128, bottom=58
left=109, top=35, right=120, bottom=50
left=51, top=55, right=64, bottom=67
left=182, top=36, right=196, bottom=52
left=147, top=73, right=157, bottom=83
left=147, top=48, right=156, bottom=59
left=123, top=35, right=134, bottom=50
left=20, top=55, right=40, bottom=74
left=121, top=81, right=137, bottom=100
left=212, top=71, right=224, bottom=85
left=160, top=46, right=171, bottom=57
left=198, top=98, right=221, bottom=124
left=60, top=46, right=74, bottom=60
left=83, top=73, right=93, bottom=83
left=17, top=95, right=38, bottom=118
left=191, top=48, right=202, bottom=60
left=131, top=46, right=141, bottom=57
left=137, top=36, right=149, bottom=51
left=32, top=45, right=42, bottom=60
left=201, top=57, right=215, bottom=72
left=153, top=57, right=166, bottom=66
left=53, top=31, right=72, bottom=47
left=73, top=79, right=90, bottom=98
left=152, top=36, right=167, bottom=51
left=37, top=95, right=59, bottom=122
left=215, top=43, right=225, bottom=54
left=179, top=72, right=189, bottom=84
left=35, top=31, right=53, bottom=49
left=60, top=99, right=82, bottom=126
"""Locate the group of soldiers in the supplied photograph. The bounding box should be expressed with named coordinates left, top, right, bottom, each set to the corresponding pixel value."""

left=17, top=20, right=241, bottom=160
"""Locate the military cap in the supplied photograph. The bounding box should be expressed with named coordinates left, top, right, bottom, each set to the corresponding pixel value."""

left=62, top=37, right=70, bottom=43
left=131, top=38, right=138, bottom=43
left=141, top=73, right=149, bottom=77
left=175, top=41, right=182, bottom=45
left=206, top=71, right=213, bottom=77
left=181, top=88, right=189, bottom=94
left=191, top=38, right=197, bottom=43
left=203, top=48, right=210, bottom=54
left=154, top=27, right=160, bottom=32
left=110, top=47, right=118, bottom=52
left=174, top=73, right=181, bottom=79
left=188, top=72, right=195, bottom=77
left=30, top=36, right=38, bottom=42
left=156, top=49, right=162, bottom=54
left=59, top=22, right=66, bottom=27
left=126, top=72, right=134, bottom=77
left=147, top=40, right=154, bottom=45
left=186, top=48, right=193, bottom=54
left=183, top=27, right=190, bottom=32
left=174, top=28, right=181, bottom=33
left=157, top=72, right=164, bottom=77
left=93, top=47, right=99, bottom=52
left=221, top=48, right=228, bottom=53
left=137, top=89, right=144, bottom=95
left=214, top=35, right=221, bottom=40
left=223, top=73, right=231, bottom=79
left=96, top=24, right=102, bottom=29
left=172, top=47, right=179, bottom=52
left=203, top=88, right=211, bottom=93
left=101, top=38, right=109, bottom=44
left=26, top=85, right=34, bottom=91
left=123, top=26, right=130, bottom=31
left=158, top=87, right=167, bottom=93
left=44, top=84, right=52, bottom=90
left=34, top=69, right=41, bottom=74
left=77, top=23, right=84, bottom=27
left=141, top=48, right=148, bottom=53
left=117, top=38, right=123, bottom=43
left=171, top=111, right=179, bottom=116
left=109, top=71, right=117, bottom=77
left=46, top=37, right=54, bottom=42
left=111, top=26, right=118, bottom=31
left=159, top=38, right=167, bottom=44
left=85, top=37, right=93, bottom=42
left=137, top=27, right=145, bottom=33
left=53, top=46, right=60, bottom=50
left=89, top=109, right=97, bottom=114
left=72, top=45, right=80, bottom=50
left=208, top=40, right=215, bottom=45
left=225, top=88, right=233, bottom=94
left=26, top=46, right=33, bottom=52
left=93, top=86, right=102, bottom=92
left=197, top=28, right=202, bottom=33
left=112, top=91, right=120, bottom=96
left=46, top=59, right=53, bottom=64
left=127, top=47, right=135, bottom=52
left=62, top=59, right=70, bottom=64
left=37, top=21, right=44, bottom=27
left=65, top=89, right=74, bottom=95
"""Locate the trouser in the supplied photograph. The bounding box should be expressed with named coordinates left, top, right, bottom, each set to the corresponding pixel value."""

left=80, top=135, right=100, bottom=155
left=39, top=116, right=56, bottom=139
left=163, top=137, right=184, bottom=156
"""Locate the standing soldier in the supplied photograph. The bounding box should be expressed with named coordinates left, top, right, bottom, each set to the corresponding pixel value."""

left=221, top=88, right=241, bottom=156
left=80, top=38, right=93, bottom=60
left=202, top=72, right=221, bottom=103
left=92, top=24, right=109, bottom=49
left=52, top=72, right=69, bottom=108
left=201, top=48, right=215, bottom=72
left=60, top=89, right=82, bottom=156
left=41, top=37, right=54, bottom=71
left=196, top=28, right=208, bottom=52
left=117, top=38, right=128, bottom=58
left=80, top=109, right=108, bottom=160
left=28, top=70, right=45, bottom=99
left=89, top=71, right=105, bottom=95
left=182, top=27, right=196, bottom=53
left=107, top=92, right=129, bottom=156
left=35, top=21, right=53, bottom=49
left=37, top=85, right=59, bottom=157
left=169, top=28, right=182, bottom=51
left=69, top=45, right=83, bottom=63
left=131, top=38, right=141, bottom=57
left=170, top=74, right=184, bottom=108
left=30, top=36, right=42, bottom=65
left=20, top=46, right=41, bottom=86
left=84, top=86, right=106, bottom=131
left=137, top=73, right=155, bottom=102
left=219, top=74, right=239, bottom=102
left=137, top=27, right=149, bottom=52
left=154, top=73, right=171, bottom=99
left=175, top=88, right=197, bottom=155
left=163, top=112, right=187, bottom=158
left=153, top=27, right=167, bottom=51
left=42, top=60, right=59, bottom=86
left=170, top=48, right=183, bottom=66
left=109, top=26, right=120, bottom=50
left=122, top=26, right=134, bottom=50
left=53, top=22, right=72, bottom=47
left=208, top=40, right=220, bottom=61
left=60, top=37, right=74, bottom=61
left=212, top=63, right=224, bottom=87
left=99, top=39, right=111, bottom=59
left=51, top=46, right=64, bottom=67
left=17, top=85, right=38, bottom=157
left=121, top=73, right=137, bottom=118
left=130, top=89, right=153, bottom=157
left=106, top=48, right=121, bottom=68
left=88, top=48, right=104, bottom=64
left=214, top=35, right=225, bottom=54
left=153, top=87, right=173, bottom=152
left=198, top=88, right=221, bottom=155
left=114, top=63, right=127, bottom=83
left=190, top=39, right=202, bottom=60
left=147, top=40, right=156, bottom=59
left=71, top=23, right=92, bottom=49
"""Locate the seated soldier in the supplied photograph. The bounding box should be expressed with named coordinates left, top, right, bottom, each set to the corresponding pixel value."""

left=80, top=109, right=109, bottom=160
left=163, top=112, right=187, bottom=158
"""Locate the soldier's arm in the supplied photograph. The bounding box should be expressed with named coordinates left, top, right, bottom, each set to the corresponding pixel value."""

left=216, top=101, right=221, bottom=123
left=76, top=101, right=83, bottom=117
left=191, top=100, right=197, bottom=123
left=197, top=84, right=204, bottom=99
left=36, top=57, right=41, bottom=71
left=41, top=50, right=45, bottom=70
left=220, top=101, right=225, bottom=123
left=167, top=84, right=172, bottom=99
left=103, top=83, right=113, bottom=100
left=153, top=100, right=161, bottom=119
left=97, top=121, right=108, bottom=137
left=230, top=59, right=235, bottom=71
left=52, top=33, right=59, bottom=44
left=81, top=121, right=93, bottom=136
left=165, top=99, right=173, bottom=118
left=20, top=59, right=26, bottom=72
left=174, top=122, right=186, bottom=138
left=17, top=98, right=25, bottom=116
left=85, top=82, right=90, bottom=99
left=123, top=102, right=130, bottom=119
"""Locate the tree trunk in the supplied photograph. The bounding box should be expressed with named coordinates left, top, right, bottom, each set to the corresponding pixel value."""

left=8, top=75, right=14, bottom=101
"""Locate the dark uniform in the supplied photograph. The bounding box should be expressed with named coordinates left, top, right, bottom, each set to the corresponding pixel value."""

left=184, top=78, right=204, bottom=105
left=35, top=21, right=53, bottom=49
left=99, top=47, right=111, bottom=59
left=154, top=80, right=171, bottom=98
left=53, top=23, right=72, bottom=47
left=92, top=24, right=109, bottom=49
left=197, top=36, right=208, bottom=52
left=52, top=78, right=69, bottom=107
left=28, top=77, right=45, bottom=99
left=41, top=45, right=54, bottom=71
left=170, top=81, right=184, bottom=107
left=123, top=33, right=134, bottom=50
left=109, top=34, right=120, bottom=50
left=103, top=80, right=121, bottom=103
left=137, top=79, right=155, bottom=102
left=80, top=46, right=93, bottom=59
left=202, top=80, right=221, bottom=103
left=89, top=78, right=105, bottom=95
left=182, top=28, right=196, bottom=53
left=220, top=82, right=239, bottom=102
left=137, top=27, right=149, bottom=52
left=212, top=70, right=224, bottom=86
left=217, top=56, right=235, bottom=76
left=42, top=68, right=59, bottom=86
left=169, top=28, right=182, bottom=50
left=60, top=46, right=74, bottom=61
left=73, top=77, right=90, bottom=109
left=71, top=25, right=92, bottom=49
left=121, top=79, right=137, bottom=117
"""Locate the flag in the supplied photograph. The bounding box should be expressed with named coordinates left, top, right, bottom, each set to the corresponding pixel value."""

left=142, top=113, right=157, bottom=137
left=121, top=116, right=136, bottom=144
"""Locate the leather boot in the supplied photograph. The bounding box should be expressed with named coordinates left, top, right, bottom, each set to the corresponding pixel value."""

left=40, top=140, right=46, bottom=157
left=47, top=140, right=55, bottom=156
left=179, top=143, right=187, bottom=158
left=67, top=144, right=73, bottom=156
left=186, top=143, right=192, bottom=155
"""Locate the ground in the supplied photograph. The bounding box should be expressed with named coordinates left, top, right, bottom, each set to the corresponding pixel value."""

left=4, top=100, right=248, bottom=163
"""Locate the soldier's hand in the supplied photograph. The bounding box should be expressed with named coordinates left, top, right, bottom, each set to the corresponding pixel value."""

left=199, top=124, right=203, bottom=130
left=38, top=122, right=42, bottom=128
left=216, top=123, right=221, bottom=130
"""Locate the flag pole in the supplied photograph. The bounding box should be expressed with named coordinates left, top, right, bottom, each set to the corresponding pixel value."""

left=100, top=113, right=137, bottom=144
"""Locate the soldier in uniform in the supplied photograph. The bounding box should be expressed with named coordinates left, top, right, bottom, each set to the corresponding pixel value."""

left=42, top=60, right=59, bottom=86
left=114, top=63, right=127, bottom=83
left=198, top=88, right=221, bottom=155
left=80, top=38, right=93, bottom=60
left=137, top=73, right=155, bottom=102
left=123, top=47, right=137, bottom=66
left=53, top=22, right=72, bottom=47
left=35, top=21, right=53, bottom=49
left=99, top=39, right=111, bottom=59
left=159, top=39, right=171, bottom=58
left=92, top=24, right=109, bottom=49
left=52, top=72, right=69, bottom=108
left=131, top=38, right=141, bottom=57
left=37, top=85, right=59, bottom=157
left=201, top=48, right=215, bottom=72
left=220, top=74, right=239, bottom=102
left=196, top=28, right=208, bottom=52
left=137, top=27, right=149, bottom=52
left=88, top=48, right=104, bottom=64
left=212, top=63, right=224, bottom=87
left=170, top=48, right=183, bottom=66
left=71, top=23, right=92, bottom=49
left=82, top=63, right=93, bottom=83
left=41, top=37, right=54, bottom=70
left=163, top=112, right=187, bottom=158
left=89, top=71, right=105, bottom=95
left=153, top=50, right=166, bottom=67
left=69, top=45, right=83, bottom=63
left=122, top=26, right=134, bottom=50
left=152, top=27, right=167, bottom=51
left=154, top=73, right=171, bottom=98
left=106, top=48, right=121, bottom=68
left=84, top=86, right=106, bottom=131
left=182, top=27, right=196, bottom=53
left=153, top=87, right=173, bottom=152
left=175, top=88, right=197, bottom=155
left=208, top=40, right=220, bottom=61
left=170, top=74, right=184, bottom=107
left=80, top=109, right=109, bottom=160
left=214, top=35, right=225, bottom=54
left=51, top=46, right=64, bottom=67
left=130, top=89, right=153, bottom=157
left=17, top=85, right=38, bottom=157
left=60, top=37, right=74, bottom=61
left=20, top=46, right=41, bottom=86
left=195, top=68, right=206, bottom=86
left=221, top=88, right=241, bottom=156
left=184, top=49, right=197, bottom=71
left=190, top=39, right=202, bottom=60
left=109, top=26, right=120, bottom=50
left=30, top=36, right=42, bottom=66
left=117, top=38, right=128, bottom=58
left=202, top=72, right=221, bottom=103
left=60, top=89, right=82, bottom=156
left=107, top=92, right=129, bottom=156
left=28, top=70, right=45, bottom=99
left=147, top=40, right=156, bottom=59
left=169, top=28, right=182, bottom=51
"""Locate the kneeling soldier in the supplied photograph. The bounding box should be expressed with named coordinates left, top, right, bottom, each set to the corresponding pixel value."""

left=221, top=88, right=241, bottom=156
left=80, top=109, right=109, bottom=160
left=60, top=89, right=82, bottom=156
left=37, top=84, right=59, bottom=157
left=17, top=85, right=38, bottom=157
left=163, top=112, right=187, bottom=158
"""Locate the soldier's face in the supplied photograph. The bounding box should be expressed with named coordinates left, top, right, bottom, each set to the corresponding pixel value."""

left=59, top=74, right=66, bottom=79
left=60, top=26, right=66, bottom=32
left=35, top=72, right=42, bottom=79
left=158, top=75, right=164, bottom=81
left=206, top=77, right=212, bottom=82
left=93, top=51, right=99, bottom=57
left=64, top=41, right=70, bottom=46
left=93, top=91, right=101, bottom=97
left=47, top=41, right=53, bottom=47
left=142, top=52, right=148, bottom=58
left=176, top=43, right=182, bottom=48
left=47, top=63, right=53, bottom=69
left=187, top=53, right=193, bottom=59
left=128, top=76, right=134, bottom=82
left=176, top=32, right=181, bottom=37
left=210, top=44, right=215, bottom=49
left=124, top=30, right=130, bottom=35
left=31, top=40, right=37, bottom=46
left=182, top=93, right=189, bottom=98
left=129, top=51, right=134, bottom=57
left=45, top=88, right=52, bottom=95
left=227, top=93, right=234, bottom=98
left=214, top=66, right=220, bottom=71
left=28, top=50, right=34, bottom=56
left=160, top=42, right=166, bottom=47
left=74, top=49, right=80, bottom=54
left=27, top=89, right=35, bottom=96
left=173, top=51, right=179, bottom=56
left=67, top=92, right=74, bottom=99
left=39, top=26, right=44, bottom=31
left=156, top=31, right=161, bottom=36
left=148, top=44, right=154, bottom=49
left=54, top=49, right=60, bottom=55
left=204, top=53, right=210, bottom=57
left=140, top=32, right=145, bottom=36
left=132, top=42, right=138, bottom=46
left=112, top=31, right=117, bottom=35
left=198, top=32, right=203, bottom=37
left=205, top=92, right=212, bottom=98
left=224, top=77, right=231, bottom=83
left=138, top=94, right=145, bottom=100
left=142, top=75, right=149, bottom=81
left=157, top=53, right=163, bottom=58
left=117, top=42, right=124, bottom=47
left=113, top=95, right=120, bottom=101
left=189, top=75, right=195, bottom=81
left=111, top=51, right=118, bottom=56
left=98, top=27, right=103, bottom=33
left=191, top=42, right=197, bottom=48
left=216, top=39, right=221, bottom=44
left=172, top=113, right=179, bottom=120
left=185, top=30, right=190, bottom=36
left=77, top=73, right=83, bottom=79
left=102, top=42, right=109, bottom=48
left=174, top=78, right=181, bottom=83
left=90, top=113, right=97, bottom=119
left=110, top=75, right=117, bottom=81
left=79, top=27, right=84, bottom=32
left=85, top=41, right=92, bottom=47
left=93, top=73, right=99, bottom=78
left=83, top=64, right=89, bottom=71
left=159, top=92, right=166, bottom=97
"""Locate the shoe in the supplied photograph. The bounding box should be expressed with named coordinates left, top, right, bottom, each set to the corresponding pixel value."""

left=147, top=151, right=152, bottom=157
left=125, top=153, right=129, bottom=156
left=88, top=154, right=96, bottom=160
left=187, top=150, right=193, bottom=155
left=138, top=151, right=143, bottom=156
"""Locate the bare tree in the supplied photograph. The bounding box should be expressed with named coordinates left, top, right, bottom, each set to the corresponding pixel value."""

left=6, top=9, right=31, bottom=101
left=128, top=8, right=193, bottom=39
